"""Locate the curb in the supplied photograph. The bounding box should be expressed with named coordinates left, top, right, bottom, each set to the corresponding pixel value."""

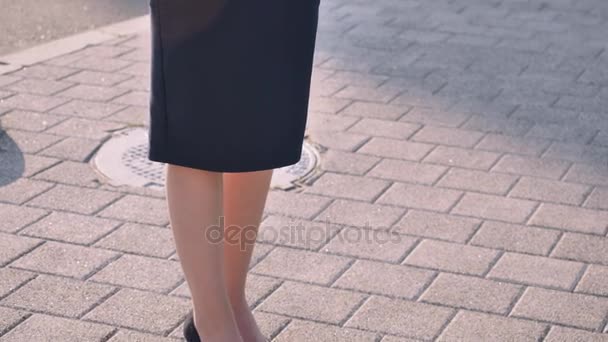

left=0, top=14, right=151, bottom=75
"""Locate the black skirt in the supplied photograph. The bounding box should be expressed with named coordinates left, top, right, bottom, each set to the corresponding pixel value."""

left=147, top=0, right=321, bottom=172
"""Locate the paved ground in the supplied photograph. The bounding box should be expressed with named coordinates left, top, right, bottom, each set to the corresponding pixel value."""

left=0, top=0, right=148, bottom=55
left=1, top=0, right=608, bottom=341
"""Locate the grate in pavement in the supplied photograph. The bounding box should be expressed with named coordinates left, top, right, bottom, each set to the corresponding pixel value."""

left=92, top=127, right=318, bottom=191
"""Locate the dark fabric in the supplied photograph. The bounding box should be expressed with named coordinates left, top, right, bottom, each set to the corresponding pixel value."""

left=147, top=0, right=320, bottom=172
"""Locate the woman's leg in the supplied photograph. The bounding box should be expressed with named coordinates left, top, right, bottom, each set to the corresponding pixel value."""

left=222, top=169, right=274, bottom=342
left=165, top=164, right=243, bottom=342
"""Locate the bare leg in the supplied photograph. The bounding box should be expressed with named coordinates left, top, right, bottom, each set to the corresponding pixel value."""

left=165, top=164, right=243, bottom=342
left=223, top=169, right=273, bottom=342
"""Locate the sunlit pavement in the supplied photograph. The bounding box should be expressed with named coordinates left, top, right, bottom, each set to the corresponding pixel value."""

left=1, top=0, right=608, bottom=340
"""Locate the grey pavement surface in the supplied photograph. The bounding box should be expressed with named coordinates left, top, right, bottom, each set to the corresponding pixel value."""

left=0, top=0, right=149, bottom=55
left=1, top=0, right=608, bottom=341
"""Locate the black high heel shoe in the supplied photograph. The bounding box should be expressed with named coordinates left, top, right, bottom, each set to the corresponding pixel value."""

left=183, top=311, right=201, bottom=342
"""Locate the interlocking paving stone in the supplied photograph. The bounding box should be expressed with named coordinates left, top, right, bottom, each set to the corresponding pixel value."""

left=37, top=136, right=103, bottom=161
left=491, top=154, right=571, bottom=179
left=411, top=125, right=485, bottom=148
left=0, top=129, right=64, bottom=154
left=367, top=158, right=447, bottom=185
left=32, top=160, right=104, bottom=187
left=304, top=172, right=390, bottom=202
left=0, top=203, right=48, bottom=234
left=437, top=310, right=547, bottom=342
left=97, top=194, right=169, bottom=226
left=322, top=226, right=417, bottom=262
left=8, top=65, right=79, bottom=80
left=376, top=182, right=463, bottom=212
left=526, top=122, right=598, bottom=144
left=264, top=190, right=332, bottom=220
left=392, top=209, right=480, bottom=243
left=70, top=56, right=133, bottom=72
left=10, top=240, right=119, bottom=279
left=118, top=62, right=149, bottom=77
left=49, top=99, right=127, bottom=119
left=420, top=272, right=522, bottom=314
left=403, top=239, right=499, bottom=276
left=55, top=84, right=129, bottom=102
left=487, top=252, right=585, bottom=290
left=543, top=325, right=608, bottom=342
left=44, top=117, right=126, bottom=140
left=509, top=176, right=591, bottom=206
left=25, top=183, right=122, bottom=215
left=315, top=198, right=405, bottom=230
left=333, top=259, right=435, bottom=299
left=357, top=137, right=435, bottom=161
left=0, top=306, right=29, bottom=336
left=104, top=105, right=149, bottom=126
left=345, top=295, right=454, bottom=340
left=89, top=254, right=183, bottom=292
left=0, top=110, right=67, bottom=132
left=115, top=76, right=150, bottom=92
left=347, top=118, right=420, bottom=139
left=542, top=142, right=608, bottom=165
left=107, top=329, right=183, bottom=342
left=451, top=192, right=538, bottom=223
left=307, top=130, right=369, bottom=151
left=460, top=115, right=533, bottom=136
left=551, top=233, right=608, bottom=266
left=0, top=93, right=69, bottom=112
left=83, top=288, right=190, bottom=334
left=62, top=70, right=133, bottom=86
left=3, top=78, right=75, bottom=96
left=320, top=150, right=380, bottom=175
left=469, top=221, right=560, bottom=256
left=0, top=152, right=59, bottom=180
left=274, top=319, right=378, bottom=342
left=399, top=107, right=471, bottom=127
left=584, top=187, right=608, bottom=210
left=529, top=203, right=608, bottom=235
left=94, top=222, right=175, bottom=258
left=306, top=112, right=359, bottom=132
left=0, top=267, right=36, bottom=298
left=239, top=273, right=282, bottom=306
left=20, top=211, right=120, bottom=245
left=475, top=133, right=551, bottom=156
left=575, top=265, right=608, bottom=297
left=258, top=215, right=340, bottom=250
left=111, top=90, right=149, bottom=107
left=1, top=274, right=116, bottom=317
left=0, top=313, right=115, bottom=341
left=423, top=145, right=501, bottom=170
left=257, top=281, right=366, bottom=324
left=511, top=286, right=608, bottom=330
left=564, top=163, right=608, bottom=186
left=251, top=246, right=351, bottom=285
left=308, top=96, right=352, bottom=114
left=436, top=167, right=518, bottom=195
left=0, top=232, right=43, bottom=267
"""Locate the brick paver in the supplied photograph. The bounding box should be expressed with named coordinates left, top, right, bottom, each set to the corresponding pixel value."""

left=2, top=0, right=608, bottom=340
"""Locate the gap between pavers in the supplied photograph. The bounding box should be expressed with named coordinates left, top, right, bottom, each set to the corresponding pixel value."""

left=0, top=14, right=151, bottom=75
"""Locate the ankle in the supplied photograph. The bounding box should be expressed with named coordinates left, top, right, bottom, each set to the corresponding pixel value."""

left=227, top=295, right=248, bottom=311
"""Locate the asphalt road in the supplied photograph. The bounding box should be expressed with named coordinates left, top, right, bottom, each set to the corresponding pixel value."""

left=0, top=0, right=150, bottom=55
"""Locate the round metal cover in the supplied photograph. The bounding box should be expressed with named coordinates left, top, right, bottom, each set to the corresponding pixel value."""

left=92, top=128, right=318, bottom=191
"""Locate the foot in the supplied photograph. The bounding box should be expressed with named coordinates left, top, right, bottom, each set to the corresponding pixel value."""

left=191, top=310, right=244, bottom=342
left=232, top=302, right=267, bottom=342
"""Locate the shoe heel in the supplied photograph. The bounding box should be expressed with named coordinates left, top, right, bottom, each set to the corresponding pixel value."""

left=183, top=311, right=201, bottom=342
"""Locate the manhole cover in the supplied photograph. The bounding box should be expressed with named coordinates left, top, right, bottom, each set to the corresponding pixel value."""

left=92, top=128, right=319, bottom=191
